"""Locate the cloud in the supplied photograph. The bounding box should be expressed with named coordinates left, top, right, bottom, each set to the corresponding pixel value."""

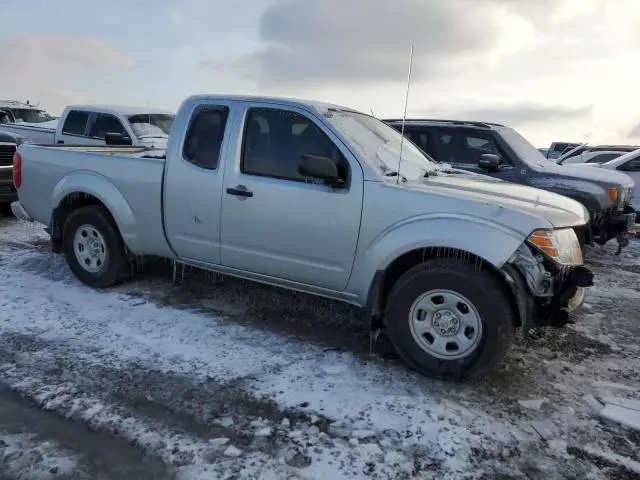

left=445, top=103, right=593, bottom=126
left=0, top=35, right=133, bottom=113
left=204, top=0, right=536, bottom=87
left=628, top=123, right=640, bottom=138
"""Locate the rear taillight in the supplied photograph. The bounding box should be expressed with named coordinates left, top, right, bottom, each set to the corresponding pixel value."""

left=13, top=151, right=22, bottom=188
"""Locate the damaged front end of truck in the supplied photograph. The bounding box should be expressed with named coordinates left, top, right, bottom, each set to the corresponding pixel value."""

left=503, top=228, right=594, bottom=332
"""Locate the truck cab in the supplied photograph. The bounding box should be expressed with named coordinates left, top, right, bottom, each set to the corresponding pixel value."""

left=0, top=100, right=55, bottom=124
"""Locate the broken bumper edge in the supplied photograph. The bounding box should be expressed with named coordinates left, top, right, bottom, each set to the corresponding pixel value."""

left=539, top=265, right=594, bottom=328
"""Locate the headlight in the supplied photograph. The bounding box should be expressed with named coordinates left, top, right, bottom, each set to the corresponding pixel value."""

left=527, top=228, right=583, bottom=265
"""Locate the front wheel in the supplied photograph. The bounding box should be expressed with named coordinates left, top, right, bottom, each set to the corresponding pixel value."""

left=62, top=205, right=129, bottom=288
left=385, top=260, right=515, bottom=381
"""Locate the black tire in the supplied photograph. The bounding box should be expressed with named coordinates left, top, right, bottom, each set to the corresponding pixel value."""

left=62, top=205, right=129, bottom=288
left=385, top=259, right=514, bottom=381
left=0, top=203, right=12, bottom=217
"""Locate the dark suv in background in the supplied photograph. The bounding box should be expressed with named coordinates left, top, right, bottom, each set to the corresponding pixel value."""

left=384, top=119, right=636, bottom=250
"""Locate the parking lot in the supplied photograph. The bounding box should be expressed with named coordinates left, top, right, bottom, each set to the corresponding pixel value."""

left=0, top=215, right=639, bottom=479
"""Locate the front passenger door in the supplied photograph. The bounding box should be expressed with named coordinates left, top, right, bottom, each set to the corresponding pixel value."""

left=220, top=105, right=363, bottom=291
left=89, top=114, right=127, bottom=145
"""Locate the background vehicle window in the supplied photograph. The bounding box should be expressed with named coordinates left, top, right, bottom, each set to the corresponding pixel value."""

left=91, top=114, right=126, bottom=139
left=183, top=107, right=230, bottom=170
left=241, top=108, right=347, bottom=182
left=62, top=110, right=89, bottom=136
left=404, top=128, right=430, bottom=155
left=465, top=136, right=494, bottom=152
left=453, top=133, right=498, bottom=164
left=586, top=153, right=620, bottom=164
left=621, top=159, right=640, bottom=171
left=554, top=143, right=568, bottom=152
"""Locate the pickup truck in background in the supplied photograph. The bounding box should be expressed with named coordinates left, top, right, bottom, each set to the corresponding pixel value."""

left=0, top=129, right=30, bottom=214
left=0, top=100, right=58, bottom=144
left=11, top=94, right=593, bottom=380
left=546, top=141, right=581, bottom=160
left=1, top=105, right=175, bottom=149
left=385, top=119, right=637, bottom=251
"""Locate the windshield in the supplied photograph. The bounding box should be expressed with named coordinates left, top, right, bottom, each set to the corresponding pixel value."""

left=323, top=109, right=438, bottom=181
left=128, top=113, right=175, bottom=138
left=8, top=108, right=54, bottom=123
left=498, top=127, right=555, bottom=167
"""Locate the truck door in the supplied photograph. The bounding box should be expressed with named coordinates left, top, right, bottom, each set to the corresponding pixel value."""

left=219, top=104, right=363, bottom=291
left=87, top=113, right=128, bottom=145
left=163, top=103, right=232, bottom=265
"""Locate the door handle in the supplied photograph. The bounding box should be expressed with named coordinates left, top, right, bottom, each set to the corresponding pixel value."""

left=226, top=185, right=253, bottom=198
left=57, top=140, right=64, bottom=144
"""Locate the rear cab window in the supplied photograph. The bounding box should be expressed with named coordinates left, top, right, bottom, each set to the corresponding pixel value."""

left=182, top=106, right=230, bottom=170
left=62, top=110, right=89, bottom=136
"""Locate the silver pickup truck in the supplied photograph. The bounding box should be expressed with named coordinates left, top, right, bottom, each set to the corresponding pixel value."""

left=11, top=94, right=594, bottom=380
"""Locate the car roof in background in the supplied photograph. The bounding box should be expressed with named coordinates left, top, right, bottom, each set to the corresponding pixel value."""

left=0, top=100, right=44, bottom=111
left=383, top=119, right=505, bottom=130
left=600, top=148, right=640, bottom=167
left=66, top=105, right=175, bottom=117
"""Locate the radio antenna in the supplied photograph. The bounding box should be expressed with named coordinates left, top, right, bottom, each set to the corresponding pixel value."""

left=396, top=45, right=414, bottom=185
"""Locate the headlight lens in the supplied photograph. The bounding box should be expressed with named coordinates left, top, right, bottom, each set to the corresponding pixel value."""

left=608, top=186, right=618, bottom=204
left=527, top=228, right=583, bottom=265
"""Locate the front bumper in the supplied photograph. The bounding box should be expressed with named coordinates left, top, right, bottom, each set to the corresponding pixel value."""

left=0, top=166, right=16, bottom=204
left=505, top=244, right=594, bottom=331
left=591, top=205, right=636, bottom=245
left=539, top=265, right=593, bottom=327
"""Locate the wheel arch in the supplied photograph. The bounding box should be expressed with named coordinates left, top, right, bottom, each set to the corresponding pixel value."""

left=365, top=246, right=523, bottom=331
left=50, top=172, right=135, bottom=253
left=356, top=217, right=529, bottom=330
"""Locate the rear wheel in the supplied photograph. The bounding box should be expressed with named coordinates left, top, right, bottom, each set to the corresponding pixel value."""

left=385, top=259, right=514, bottom=381
left=63, top=206, right=129, bottom=288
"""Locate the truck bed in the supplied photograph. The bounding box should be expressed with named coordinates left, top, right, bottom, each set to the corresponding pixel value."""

left=17, top=144, right=173, bottom=258
left=0, top=123, right=56, bottom=144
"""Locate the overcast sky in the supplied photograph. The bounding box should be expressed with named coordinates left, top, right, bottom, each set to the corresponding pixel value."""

left=2, top=0, right=640, bottom=146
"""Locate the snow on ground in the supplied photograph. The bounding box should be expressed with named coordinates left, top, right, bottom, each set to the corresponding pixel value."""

left=0, top=432, right=78, bottom=479
left=1, top=217, right=640, bottom=479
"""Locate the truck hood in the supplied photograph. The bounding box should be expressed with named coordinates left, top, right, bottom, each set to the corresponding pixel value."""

left=407, top=173, right=588, bottom=228
left=539, top=162, right=635, bottom=188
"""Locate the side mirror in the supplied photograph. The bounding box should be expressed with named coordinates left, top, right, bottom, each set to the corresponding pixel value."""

left=478, top=153, right=500, bottom=170
left=298, top=154, right=344, bottom=187
left=105, top=132, right=132, bottom=146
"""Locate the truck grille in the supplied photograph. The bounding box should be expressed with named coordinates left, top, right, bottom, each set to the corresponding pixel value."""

left=0, top=143, right=16, bottom=167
